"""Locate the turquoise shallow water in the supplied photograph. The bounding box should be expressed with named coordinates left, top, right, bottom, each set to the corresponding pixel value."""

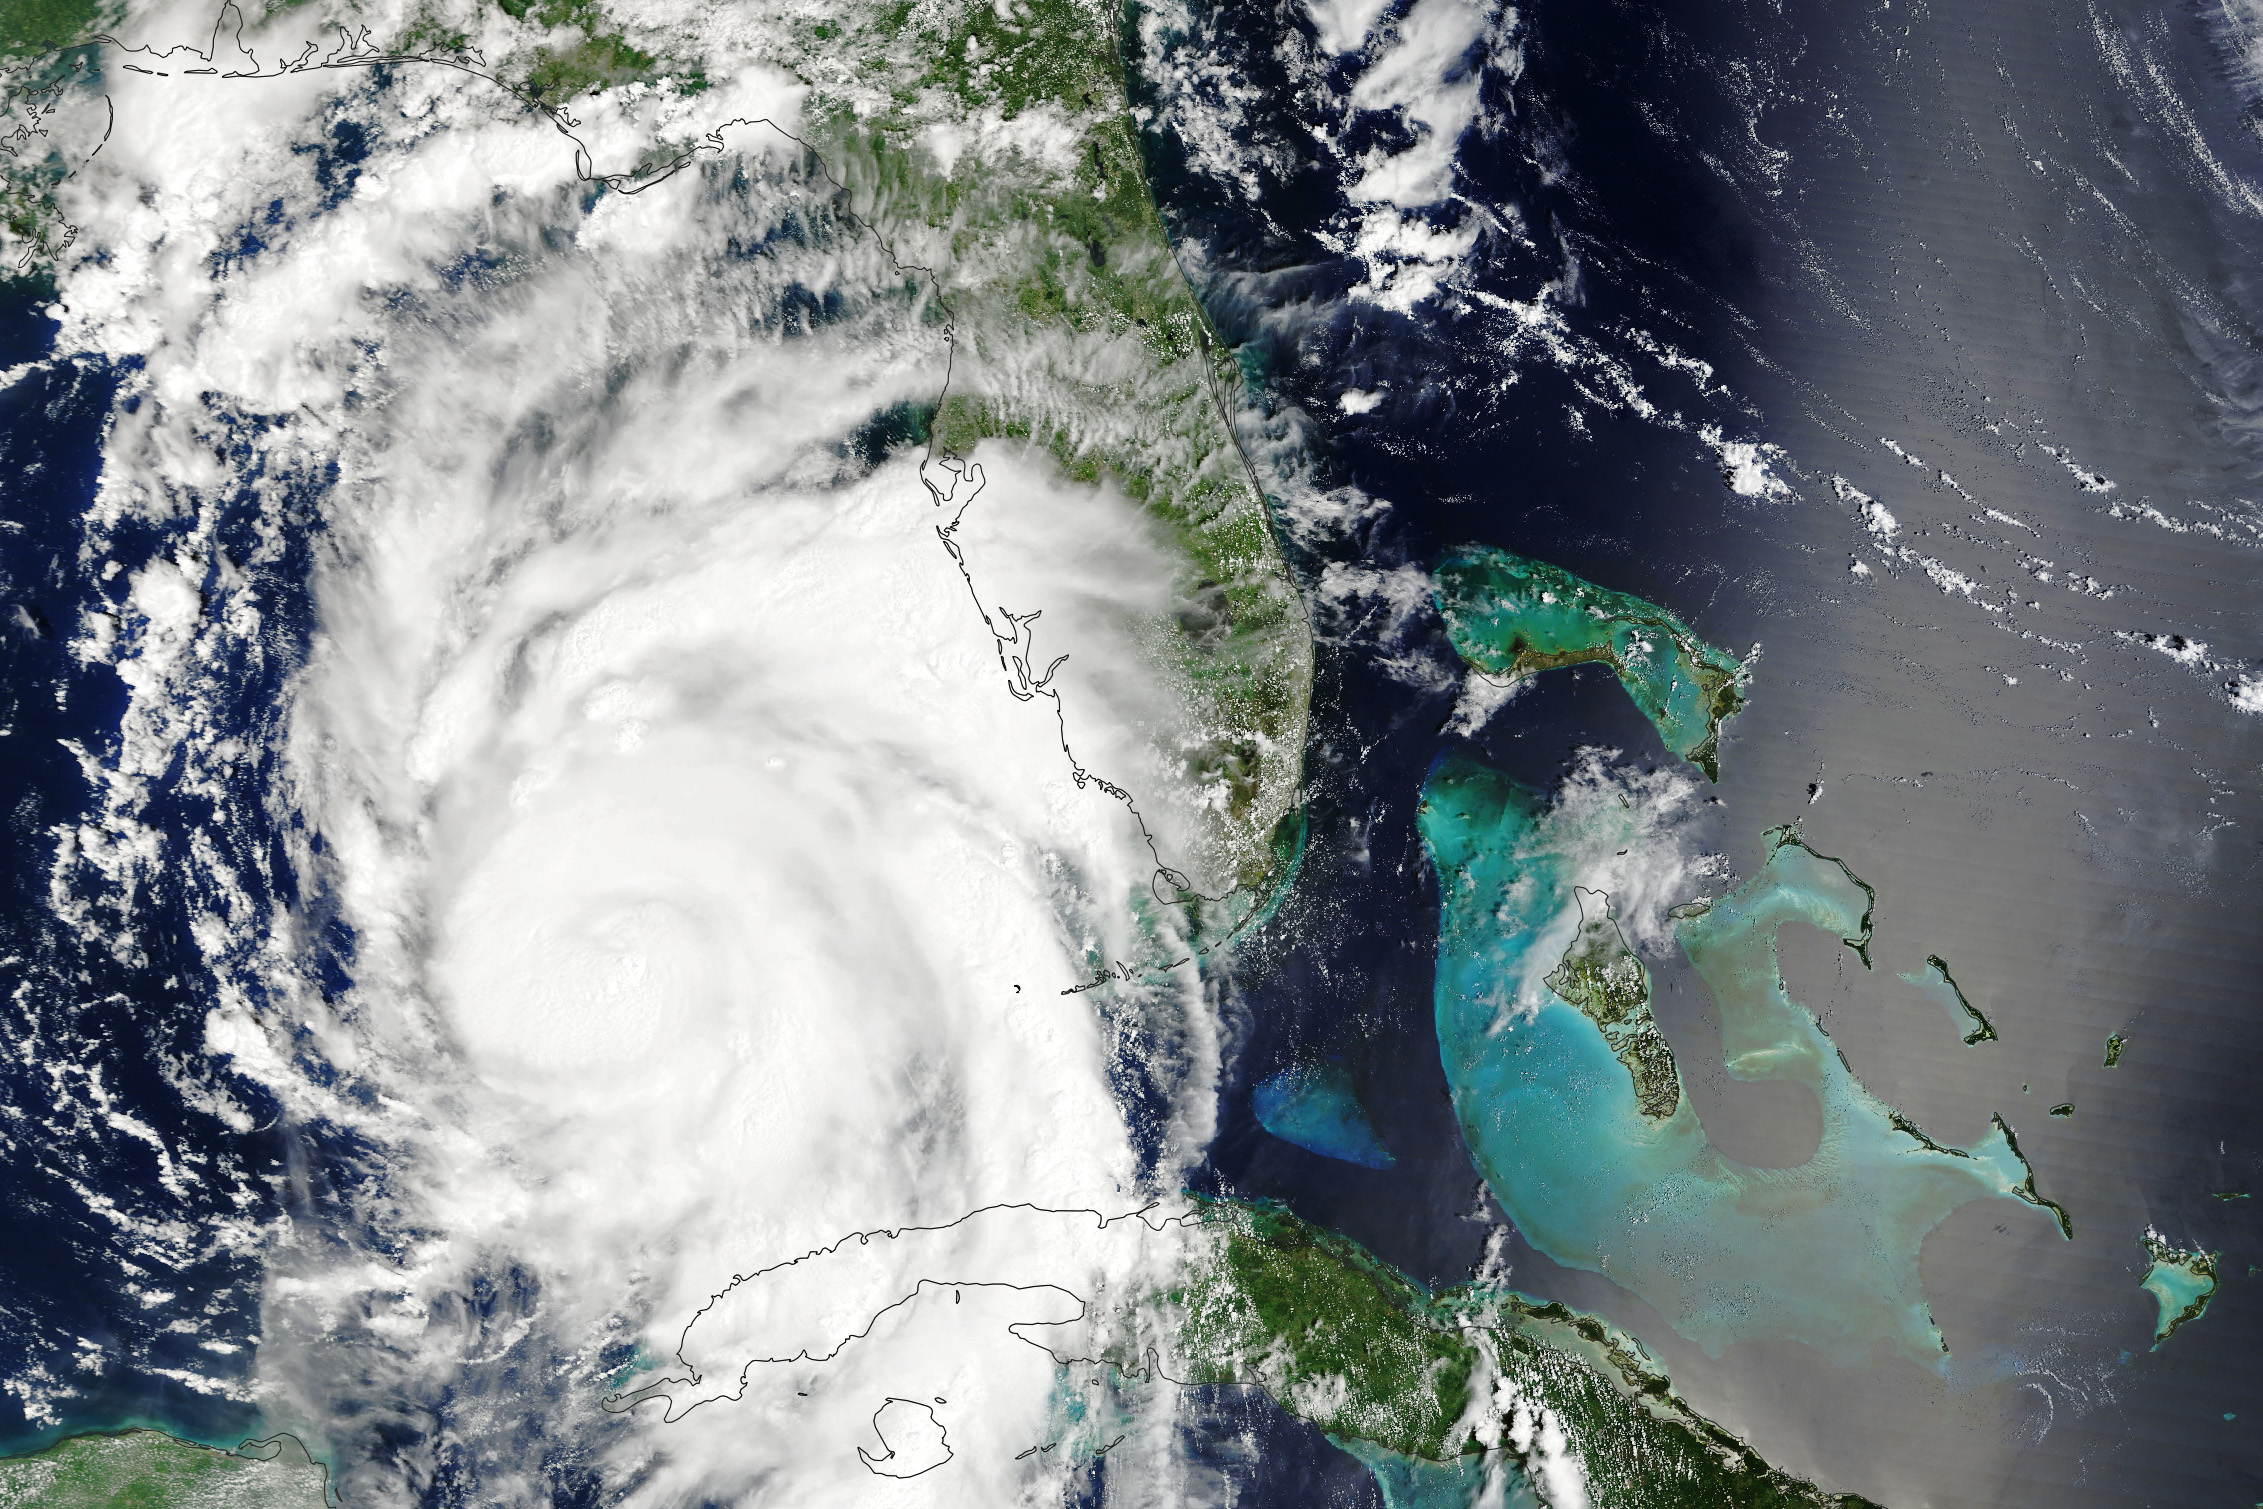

left=1253, top=1060, right=1396, bottom=1169
left=1434, top=545, right=1744, bottom=773
left=1333, top=1437, right=1531, bottom=1509
left=2139, top=1253, right=2217, bottom=1345
left=1898, top=957, right=1994, bottom=1045
left=1419, top=754, right=2064, bottom=1366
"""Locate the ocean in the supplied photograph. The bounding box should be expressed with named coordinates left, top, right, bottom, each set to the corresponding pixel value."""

left=0, top=0, right=2257, bottom=1502
left=1155, top=0, right=2263, bottom=1501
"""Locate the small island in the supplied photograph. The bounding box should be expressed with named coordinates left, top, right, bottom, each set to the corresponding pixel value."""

left=2139, top=1230, right=2220, bottom=1347
left=2104, top=1033, right=2128, bottom=1067
left=1900, top=955, right=1997, bottom=1045
left=1433, top=546, right=1747, bottom=779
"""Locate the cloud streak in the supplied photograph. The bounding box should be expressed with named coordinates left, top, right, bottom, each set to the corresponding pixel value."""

left=47, top=21, right=1232, bottom=1498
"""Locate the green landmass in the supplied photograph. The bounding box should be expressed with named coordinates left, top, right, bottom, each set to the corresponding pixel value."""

left=0, top=1430, right=326, bottom=1508
left=699, top=0, right=1313, bottom=915
left=2103, top=1032, right=2126, bottom=1067
left=389, top=0, right=1314, bottom=915
left=4, top=0, right=1314, bottom=911
left=1165, top=1199, right=1879, bottom=1507
left=486, top=0, right=680, bottom=107
left=1882, top=950, right=1991, bottom=1045
left=1987, top=1113, right=2075, bottom=1239
left=1171, top=1197, right=1474, bottom=1460
left=1759, top=824, right=1878, bottom=966
left=2139, top=1230, right=2219, bottom=1347
left=1922, top=955, right=1996, bottom=1044
left=1544, top=887, right=1680, bottom=1119
left=381, top=0, right=696, bottom=103
left=2049, top=1103, right=2074, bottom=1118
left=1485, top=1321, right=1881, bottom=1509
left=0, top=0, right=98, bottom=54
left=0, top=45, right=102, bottom=270
left=1433, top=545, right=1746, bottom=779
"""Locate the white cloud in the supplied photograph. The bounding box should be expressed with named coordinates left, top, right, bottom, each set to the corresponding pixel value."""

left=1326, top=0, right=1510, bottom=308
left=52, top=49, right=1224, bottom=1503
left=1831, top=475, right=1898, bottom=538
left=1701, top=426, right=1794, bottom=502
left=2037, top=442, right=2118, bottom=493
left=1443, top=668, right=1524, bottom=735
left=1307, top=0, right=1398, bottom=55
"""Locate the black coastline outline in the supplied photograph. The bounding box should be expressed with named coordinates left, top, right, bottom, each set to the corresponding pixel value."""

left=24, top=0, right=1308, bottom=992
left=857, top=1397, right=953, bottom=1478
left=0, top=1426, right=337, bottom=1509
left=21, top=16, right=1324, bottom=1484
left=236, top=1433, right=338, bottom=1508
left=600, top=1197, right=1846, bottom=1498
left=601, top=1201, right=1196, bottom=1425
left=603, top=1200, right=1281, bottom=1480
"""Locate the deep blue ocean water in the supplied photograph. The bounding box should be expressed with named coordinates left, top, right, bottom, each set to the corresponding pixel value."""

left=0, top=278, right=316, bottom=1458
left=1, top=0, right=2259, bottom=1502
left=1152, top=0, right=2263, bottom=1500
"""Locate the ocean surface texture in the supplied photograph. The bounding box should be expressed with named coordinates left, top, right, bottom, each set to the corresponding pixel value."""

left=0, top=0, right=2255, bottom=1503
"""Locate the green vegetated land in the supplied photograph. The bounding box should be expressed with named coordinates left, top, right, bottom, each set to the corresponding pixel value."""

left=0, top=1430, right=326, bottom=1509
left=500, top=0, right=662, bottom=107
left=1545, top=887, right=1681, bottom=1119
left=422, top=0, right=1313, bottom=915
left=729, top=0, right=1310, bottom=913
left=400, top=0, right=1316, bottom=928
left=1987, top=1112, right=2076, bottom=1239
left=2, top=0, right=1310, bottom=915
left=385, top=0, right=698, bottom=104
left=2139, top=1230, right=2219, bottom=1347
left=1170, top=1199, right=1880, bottom=1508
left=0, top=0, right=97, bottom=53
left=0, top=0, right=104, bottom=262
left=1434, top=545, right=1746, bottom=779
left=1923, top=956, right=1997, bottom=1045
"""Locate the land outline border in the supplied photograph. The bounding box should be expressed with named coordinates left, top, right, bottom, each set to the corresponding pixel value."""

left=7, top=0, right=1316, bottom=989
left=597, top=1195, right=1875, bottom=1498
left=0, top=1425, right=338, bottom=1508
left=857, top=1397, right=953, bottom=1478
left=0, top=6, right=1326, bottom=1483
left=601, top=1199, right=1437, bottom=1474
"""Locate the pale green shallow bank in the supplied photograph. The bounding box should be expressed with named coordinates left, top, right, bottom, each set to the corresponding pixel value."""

left=0, top=1430, right=327, bottom=1508
left=2139, top=1231, right=2219, bottom=1347
left=1434, top=545, right=1747, bottom=779
left=1422, top=543, right=2071, bottom=1368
